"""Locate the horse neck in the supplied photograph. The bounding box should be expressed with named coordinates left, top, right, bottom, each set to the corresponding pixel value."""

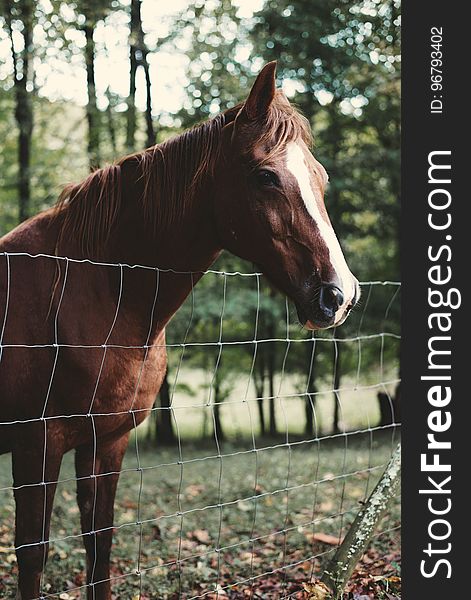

left=105, top=152, right=222, bottom=332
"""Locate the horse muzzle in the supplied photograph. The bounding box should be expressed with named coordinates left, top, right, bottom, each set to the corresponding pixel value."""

left=296, top=278, right=360, bottom=331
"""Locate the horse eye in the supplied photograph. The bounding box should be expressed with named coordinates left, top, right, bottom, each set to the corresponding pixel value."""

left=255, top=169, right=279, bottom=187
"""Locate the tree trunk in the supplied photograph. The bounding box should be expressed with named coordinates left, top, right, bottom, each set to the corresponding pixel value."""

left=213, top=355, right=225, bottom=442
left=213, top=402, right=224, bottom=443
left=127, top=0, right=155, bottom=150
left=377, top=391, right=392, bottom=427
left=253, top=349, right=266, bottom=436
left=83, top=16, right=100, bottom=169
left=332, top=332, right=342, bottom=434
left=267, top=289, right=277, bottom=437
left=136, top=0, right=155, bottom=147
left=5, top=0, right=34, bottom=222
left=104, top=88, right=117, bottom=155
left=126, top=0, right=139, bottom=151
left=155, top=372, right=176, bottom=446
left=143, top=57, right=156, bottom=147
left=304, top=336, right=317, bottom=437
left=393, top=381, right=401, bottom=423
left=251, top=309, right=266, bottom=436
left=213, top=353, right=225, bottom=442
left=267, top=343, right=277, bottom=437
left=268, top=356, right=276, bottom=436
left=379, top=382, right=401, bottom=427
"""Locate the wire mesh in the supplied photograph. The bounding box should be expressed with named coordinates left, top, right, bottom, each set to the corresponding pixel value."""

left=0, top=251, right=401, bottom=599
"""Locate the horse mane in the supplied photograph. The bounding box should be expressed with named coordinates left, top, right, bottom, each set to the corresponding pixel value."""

left=54, top=90, right=312, bottom=259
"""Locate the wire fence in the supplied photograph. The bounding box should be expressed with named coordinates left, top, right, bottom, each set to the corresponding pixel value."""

left=0, top=252, right=401, bottom=599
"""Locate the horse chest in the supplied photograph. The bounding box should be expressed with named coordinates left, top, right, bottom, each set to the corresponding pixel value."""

left=108, top=344, right=167, bottom=416
left=55, top=335, right=168, bottom=448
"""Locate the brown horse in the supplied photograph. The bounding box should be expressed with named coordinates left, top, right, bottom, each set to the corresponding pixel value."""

left=0, top=62, right=359, bottom=600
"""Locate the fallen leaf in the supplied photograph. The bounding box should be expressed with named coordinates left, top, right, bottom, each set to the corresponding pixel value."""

left=188, top=529, right=210, bottom=544
left=302, top=580, right=332, bottom=599
left=185, top=484, right=204, bottom=498
left=308, top=532, right=344, bottom=546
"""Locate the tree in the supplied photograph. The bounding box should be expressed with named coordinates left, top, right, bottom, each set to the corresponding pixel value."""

left=82, top=4, right=100, bottom=168
left=155, top=373, right=176, bottom=445
left=168, top=0, right=248, bottom=129
left=126, top=0, right=138, bottom=151
left=76, top=0, right=112, bottom=168
left=2, top=0, right=35, bottom=222
left=332, top=330, right=342, bottom=434
left=251, top=329, right=267, bottom=436
left=104, top=87, right=117, bottom=155
left=126, top=0, right=155, bottom=151
left=304, top=336, right=318, bottom=437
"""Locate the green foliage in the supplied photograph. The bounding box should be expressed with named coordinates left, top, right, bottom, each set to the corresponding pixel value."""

left=167, top=0, right=250, bottom=127
left=0, top=89, right=18, bottom=233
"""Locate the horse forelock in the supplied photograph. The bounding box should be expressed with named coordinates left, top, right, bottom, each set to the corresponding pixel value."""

left=240, top=91, right=313, bottom=166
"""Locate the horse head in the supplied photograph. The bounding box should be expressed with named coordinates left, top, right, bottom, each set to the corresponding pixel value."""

left=213, top=62, right=360, bottom=330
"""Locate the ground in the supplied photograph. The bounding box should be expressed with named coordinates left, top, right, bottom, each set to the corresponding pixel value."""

left=0, top=431, right=400, bottom=599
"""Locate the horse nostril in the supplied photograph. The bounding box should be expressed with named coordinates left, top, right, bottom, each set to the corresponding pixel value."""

left=319, top=284, right=344, bottom=317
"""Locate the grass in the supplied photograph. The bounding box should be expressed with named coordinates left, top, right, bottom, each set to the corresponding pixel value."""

left=0, top=429, right=400, bottom=599
left=139, top=364, right=399, bottom=441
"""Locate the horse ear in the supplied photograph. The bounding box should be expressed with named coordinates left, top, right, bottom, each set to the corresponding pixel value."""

left=244, top=61, right=277, bottom=120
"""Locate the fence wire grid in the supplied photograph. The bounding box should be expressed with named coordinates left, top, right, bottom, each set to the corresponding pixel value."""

left=0, top=252, right=401, bottom=599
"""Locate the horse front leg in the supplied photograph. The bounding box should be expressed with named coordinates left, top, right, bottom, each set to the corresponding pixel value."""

left=12, top=428, right=64, bottom=600
left=75, top=432, right=130, bottom=600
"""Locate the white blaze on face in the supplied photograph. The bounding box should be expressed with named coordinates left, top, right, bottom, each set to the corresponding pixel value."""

left=285, top=141, right=355, bottom=321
